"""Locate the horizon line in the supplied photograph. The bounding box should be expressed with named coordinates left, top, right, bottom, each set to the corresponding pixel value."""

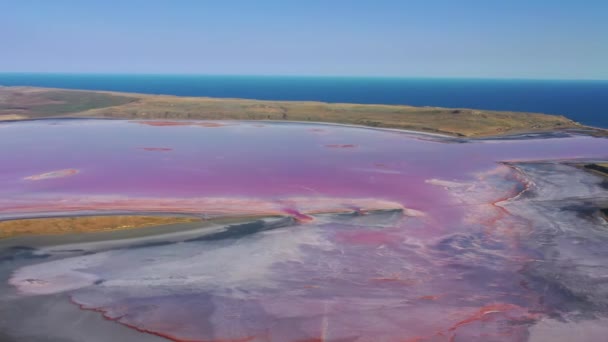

left=0, top=72, right=607, bottom=82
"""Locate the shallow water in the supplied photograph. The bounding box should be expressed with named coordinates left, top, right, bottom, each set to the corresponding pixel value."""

left=1, top=119, right=608, bottom=341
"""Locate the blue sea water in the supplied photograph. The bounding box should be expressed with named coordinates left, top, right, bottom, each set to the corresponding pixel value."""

left=1, top=73, right=607, bottom=128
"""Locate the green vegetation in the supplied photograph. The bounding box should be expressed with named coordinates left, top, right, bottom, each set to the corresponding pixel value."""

left=25, top=90, right=136, bottom=116
left=0, top=87, right=136, bottom=118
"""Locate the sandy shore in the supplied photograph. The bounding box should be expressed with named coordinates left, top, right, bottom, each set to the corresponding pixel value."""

left=0, top=215, right=201, bottom=239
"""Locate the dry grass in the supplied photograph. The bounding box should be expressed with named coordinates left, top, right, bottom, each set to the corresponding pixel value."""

left=0, top=215, right=200, bottom=239
left=1, top=86, right=600, bottom=137
left=0, top=86, right=136, bottom=118
left=0, top=114, right=27, bottom=121
left=80, top=94, right=581, bottom=137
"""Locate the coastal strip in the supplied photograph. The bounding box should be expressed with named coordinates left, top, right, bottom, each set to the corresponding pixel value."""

left=1, top=85, right=602, bottom=138
left=0, top=215, right=201, bottom=239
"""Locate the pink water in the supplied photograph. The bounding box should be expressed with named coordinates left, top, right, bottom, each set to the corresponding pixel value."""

left=3, top=119, right=608, bottom=342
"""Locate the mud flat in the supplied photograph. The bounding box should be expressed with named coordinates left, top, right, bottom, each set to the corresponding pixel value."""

left=0, top=248, right=167, bottom=342
left=503, top=162, right=608, bottom=316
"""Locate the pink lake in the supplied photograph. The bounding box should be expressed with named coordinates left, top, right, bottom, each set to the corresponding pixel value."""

left=1, top=119, right=608, bottom=342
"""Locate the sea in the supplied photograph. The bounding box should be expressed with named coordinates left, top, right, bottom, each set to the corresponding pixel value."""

left=1, top=73, right=607, bottom=128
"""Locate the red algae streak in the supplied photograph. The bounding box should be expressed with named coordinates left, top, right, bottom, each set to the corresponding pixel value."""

left=23, top=168, right=79, bottom=181
left=3, top=120, right=608, bottom=341
left=448, top=303, right=520, bottom=332
left=445, top=304, right=537, bottom=342
left=70, top=297, right=257, bottom=342
left=282, top=208, right=315, bottom=222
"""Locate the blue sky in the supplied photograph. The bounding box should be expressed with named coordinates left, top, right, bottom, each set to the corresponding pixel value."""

left=1, top=0, right=607, bottom=79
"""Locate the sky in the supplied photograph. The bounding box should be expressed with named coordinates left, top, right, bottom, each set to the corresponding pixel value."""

left=1, top=0, right=607, bottom=79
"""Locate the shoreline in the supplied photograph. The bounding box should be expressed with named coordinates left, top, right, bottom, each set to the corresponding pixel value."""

left=2, top=85, right=604, bottom=138
left=1, top=115, right=603, bottom=141
left=0, top=216, right=283, bottom=250
left=0, top=215, right=202, bottom=240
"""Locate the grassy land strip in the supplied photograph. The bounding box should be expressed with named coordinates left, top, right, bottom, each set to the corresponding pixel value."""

left=0, top=87, right=137, bottom=118
left=1, top=86, right=602, bottom=138
left=0, top=215, right=200, bottom=239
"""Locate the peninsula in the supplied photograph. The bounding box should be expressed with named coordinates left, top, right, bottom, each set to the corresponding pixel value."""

left=0, top=86, right=600, bottom=138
